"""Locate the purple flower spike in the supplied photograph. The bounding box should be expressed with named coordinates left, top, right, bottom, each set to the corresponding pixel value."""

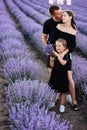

left=46, top=43, right=54, bottom=55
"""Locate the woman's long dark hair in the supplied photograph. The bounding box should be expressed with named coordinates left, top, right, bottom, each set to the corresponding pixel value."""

left=63, top=10, right=77, bottom=30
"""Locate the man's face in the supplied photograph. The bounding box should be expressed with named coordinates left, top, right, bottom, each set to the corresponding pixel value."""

left=53, top=10, right=62, bottom=21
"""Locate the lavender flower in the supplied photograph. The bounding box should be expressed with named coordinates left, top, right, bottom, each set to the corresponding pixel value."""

left=8, top=103, right=73, bottom=130
left=45, top=42, right=54, bottom=55
left=5, top=79, right=56, bottom=108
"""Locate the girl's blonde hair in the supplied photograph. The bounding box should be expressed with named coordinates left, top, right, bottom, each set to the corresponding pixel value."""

left=56, top=38, right=67, bottom=48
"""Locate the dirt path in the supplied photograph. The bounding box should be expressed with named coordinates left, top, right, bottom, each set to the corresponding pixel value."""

left=0, top=61, right=10, bottom=130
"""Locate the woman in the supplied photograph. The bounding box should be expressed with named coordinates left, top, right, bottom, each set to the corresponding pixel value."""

left=49, top=10, right=79, bottom=111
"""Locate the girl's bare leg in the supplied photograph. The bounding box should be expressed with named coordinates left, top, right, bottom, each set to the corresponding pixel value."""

left=59, top=93, right=65, bottom=112
left=59, top=93, right=65, bottom=105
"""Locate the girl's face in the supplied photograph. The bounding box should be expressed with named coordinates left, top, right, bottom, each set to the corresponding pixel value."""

left=55, top=41, right=66, bottom=53
left=62, top=12, right=72, bottom=23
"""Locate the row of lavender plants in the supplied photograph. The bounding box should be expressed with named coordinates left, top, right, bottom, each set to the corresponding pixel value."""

left=0, top=0, right=73, bottom=129
left=27, top=0, right=87, bottom=18
left=21, top=0, right=50, bottom=16
left=5, top=0, right=47, bottom=55
left=30, top=0, right=87, bottom=14
left=13, top=0, right=48, bottom=25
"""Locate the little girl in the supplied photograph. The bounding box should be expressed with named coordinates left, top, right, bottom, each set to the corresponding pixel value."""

left=49, top=38, right=71, bottom=113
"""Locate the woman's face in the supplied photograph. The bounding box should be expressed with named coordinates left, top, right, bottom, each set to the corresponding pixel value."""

left=62, top=12, right=72, bottom=23
left=55, top=41, right=66, bottom=53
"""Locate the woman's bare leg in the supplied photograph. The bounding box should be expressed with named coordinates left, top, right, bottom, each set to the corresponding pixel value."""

left=68, top=71, right=77, bottom=104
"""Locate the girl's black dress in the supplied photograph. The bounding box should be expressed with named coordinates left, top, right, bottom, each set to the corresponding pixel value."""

left=48, top=53, right=71, bottom=93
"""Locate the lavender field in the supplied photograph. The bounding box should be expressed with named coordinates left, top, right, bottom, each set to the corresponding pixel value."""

left=0, top=0, right=87, bottom=130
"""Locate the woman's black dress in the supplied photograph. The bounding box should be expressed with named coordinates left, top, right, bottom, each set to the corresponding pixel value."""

left=48, top=28, right=76, bottom=53
left=48, top=28, right=76, bottom=92
left=48, top=53, right=71, bottom=93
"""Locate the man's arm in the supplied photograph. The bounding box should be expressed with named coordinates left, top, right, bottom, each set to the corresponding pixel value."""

left=42, top=33, right=48, bottom=45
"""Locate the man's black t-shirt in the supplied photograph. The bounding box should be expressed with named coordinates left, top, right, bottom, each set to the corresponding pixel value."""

left=43, top=18, right=61, bottom=37
left=43, top=18, right=61, bottom=67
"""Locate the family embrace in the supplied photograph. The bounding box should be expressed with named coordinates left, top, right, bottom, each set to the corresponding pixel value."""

left=42, top=5, right=79, bottom=113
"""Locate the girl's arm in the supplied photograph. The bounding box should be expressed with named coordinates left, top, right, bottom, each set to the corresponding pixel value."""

left=53, top=50, right=67, bottom=65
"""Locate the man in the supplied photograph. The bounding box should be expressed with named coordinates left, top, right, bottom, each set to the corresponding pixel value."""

left=42, top=5, right=62, bottom=44
left=42, top=5, right=72, bottom=105
left=42, top=5, right=62, bottom=73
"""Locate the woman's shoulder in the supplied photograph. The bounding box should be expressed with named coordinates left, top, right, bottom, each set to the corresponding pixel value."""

left=56, top=24, right=77, bottom=36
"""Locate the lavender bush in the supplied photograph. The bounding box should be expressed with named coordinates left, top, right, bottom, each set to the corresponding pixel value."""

left=0, top=29, right=23, bottom=41
left=72, top=54, right=87, bottom=116
left=0, top=39, right=32, bottom=59
left=8, top=104, right=73, bottom=130
left=6, top=79, right=56, bottom=108
left=72, top=55, right=87, bottom=94
left=45, top=43, right=54, bottom=55
left=5, top=78, right=72, bottom=130
left=76, top=32, right=87, bottom=56
left=2, top=41, right=40, bottom=82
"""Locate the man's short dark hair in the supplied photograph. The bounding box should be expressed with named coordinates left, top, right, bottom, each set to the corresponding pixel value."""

left=49, top=5, right=60, bottom=15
